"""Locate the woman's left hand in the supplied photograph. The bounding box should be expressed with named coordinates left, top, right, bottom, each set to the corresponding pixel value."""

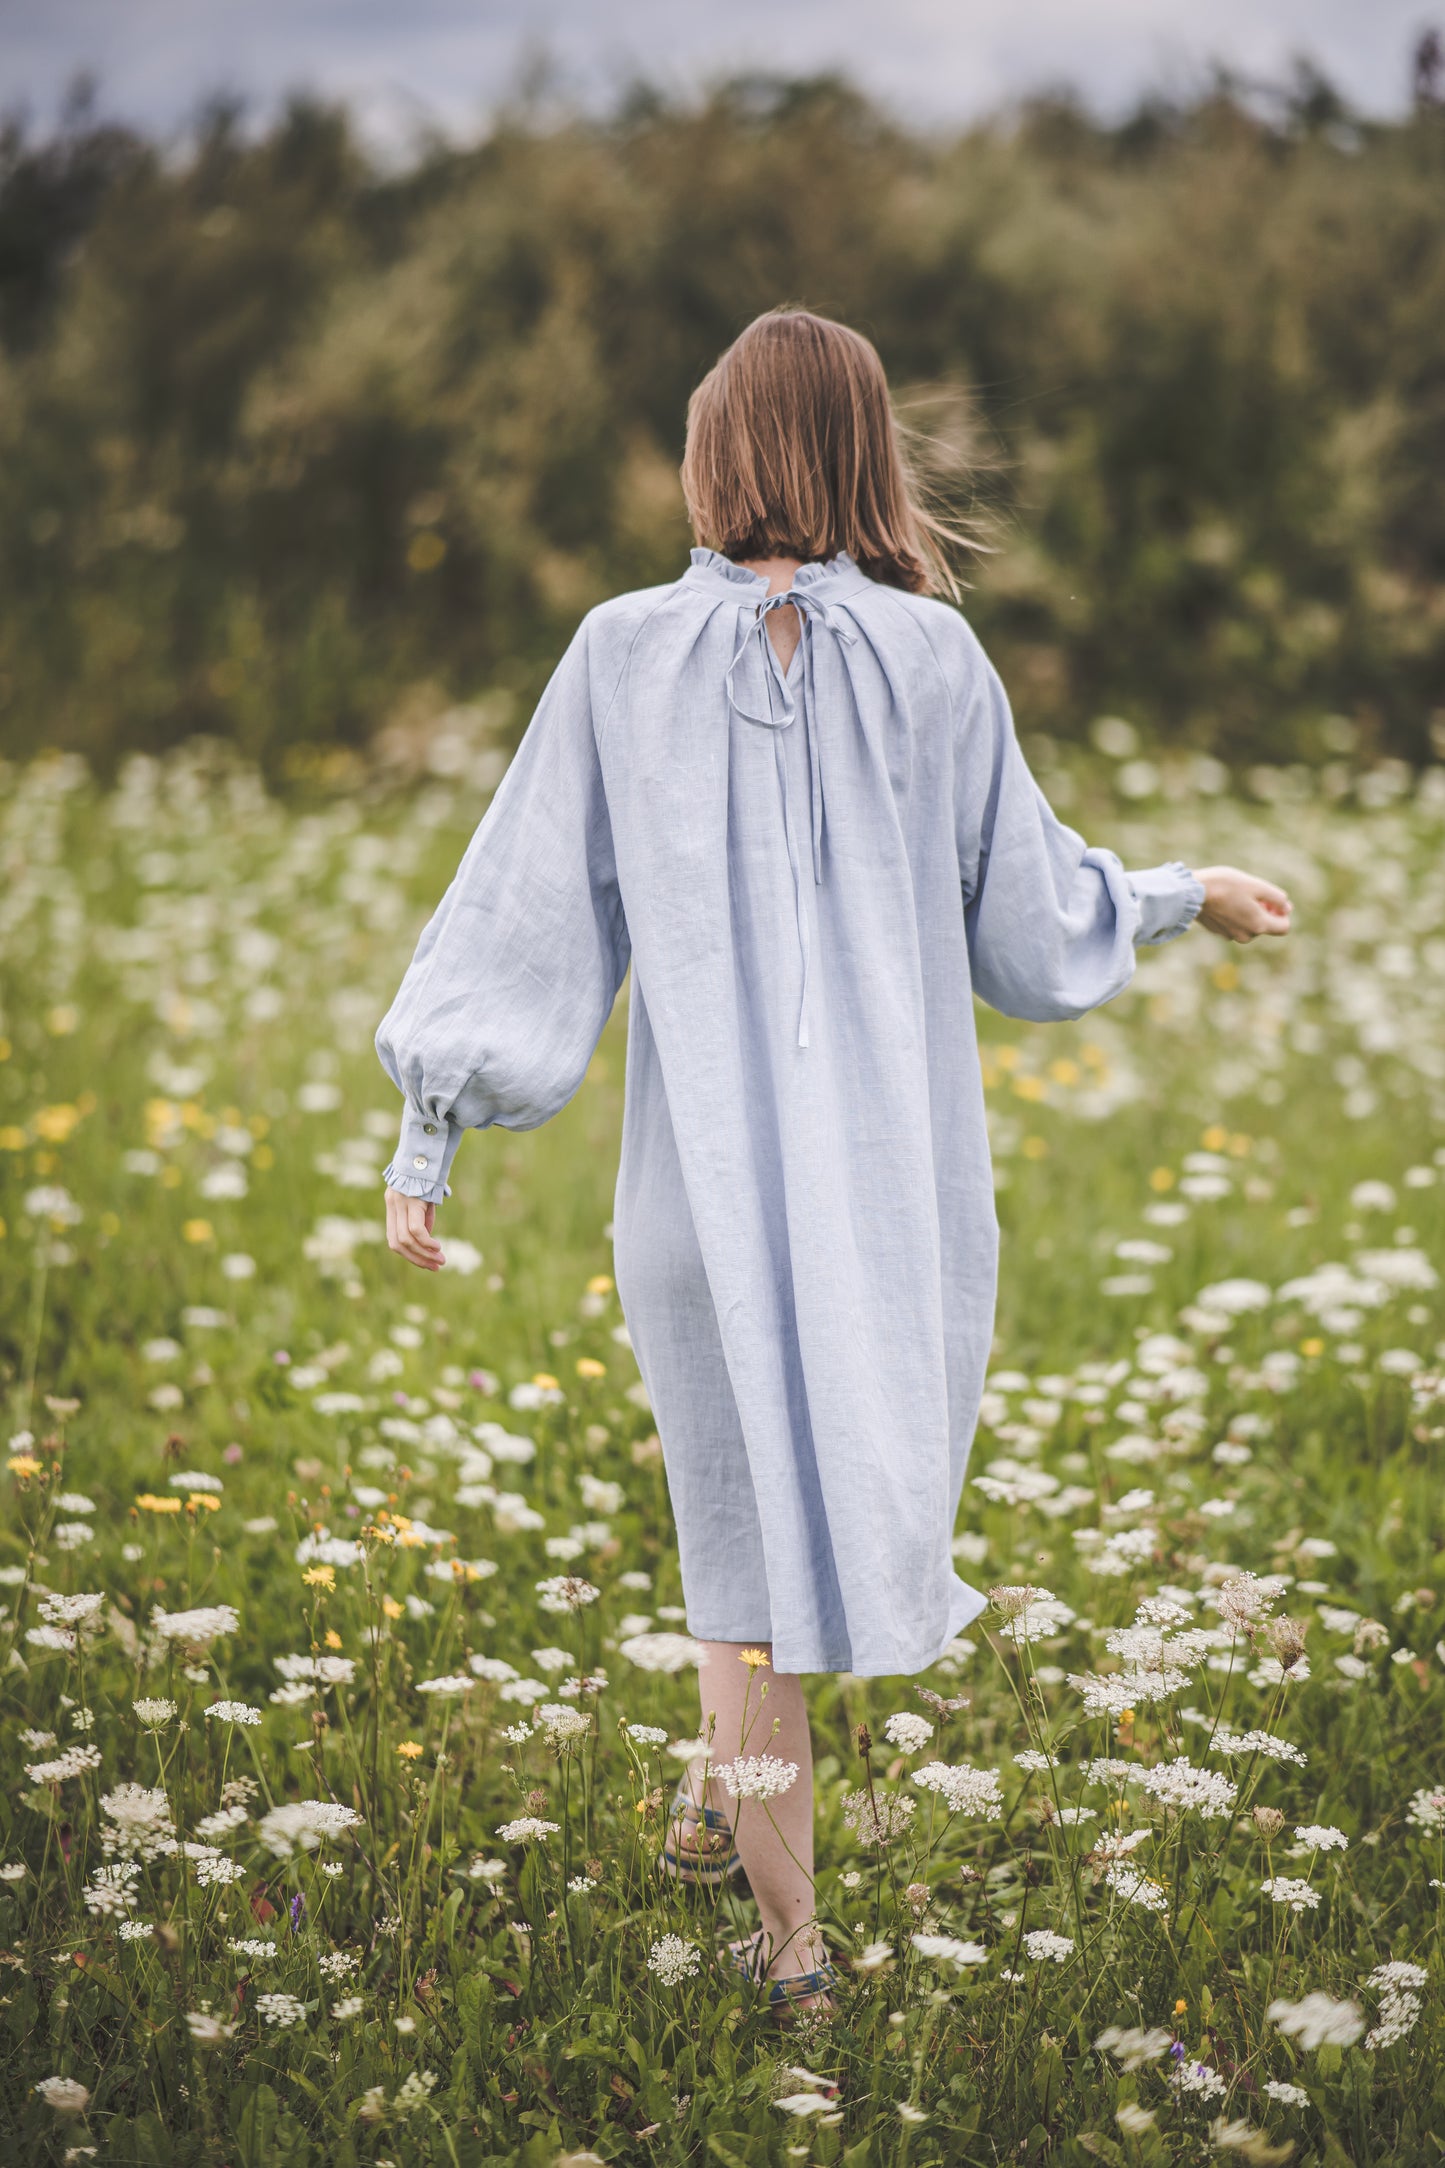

left=1193, top=866, right=1292, bottom=943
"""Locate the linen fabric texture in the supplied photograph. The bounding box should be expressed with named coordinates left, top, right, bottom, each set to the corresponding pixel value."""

left=374, top=549, right=1205, bottom=1676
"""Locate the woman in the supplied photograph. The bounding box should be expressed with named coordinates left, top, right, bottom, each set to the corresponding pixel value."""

left=374, top=307, right=1290, bottom=2013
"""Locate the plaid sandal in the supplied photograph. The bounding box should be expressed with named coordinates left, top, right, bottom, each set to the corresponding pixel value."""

left=722, top=1927, right=839, bottom=2015
left=660, top=1781, right=749, bottom=1891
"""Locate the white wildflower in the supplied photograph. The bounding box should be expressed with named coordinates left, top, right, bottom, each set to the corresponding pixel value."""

left=646, top=1933, right=701, bottom=1985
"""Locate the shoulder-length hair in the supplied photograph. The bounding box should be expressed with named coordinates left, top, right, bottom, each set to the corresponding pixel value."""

left=680, top=307, right=977, bottom=599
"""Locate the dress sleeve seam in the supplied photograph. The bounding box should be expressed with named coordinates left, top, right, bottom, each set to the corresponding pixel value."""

left=593, top=594, right=680, bottom=757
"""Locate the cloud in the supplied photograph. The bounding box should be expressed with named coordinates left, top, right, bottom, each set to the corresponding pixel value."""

left=5, top=0, right=1424, bottom=152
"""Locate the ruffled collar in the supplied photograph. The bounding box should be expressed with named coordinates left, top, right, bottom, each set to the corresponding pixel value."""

left=682, top=546, right=872, bottom=602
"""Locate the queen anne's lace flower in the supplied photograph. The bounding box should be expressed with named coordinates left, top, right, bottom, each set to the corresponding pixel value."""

left=910, top=1934, right=988, bottom=1968
left=883, top=1712, right=934, bottom=1754
left=255, top=1992, right=307, bottom=2028
left=646, top=1933, right=701, bottom=1985
left=1267, top=1992, right=1366, bottom=2050
left=496, top=1817, right=559, bottom=1843
left=911, top=1762, right=1004, bottom=1819
left=1141, top=1756, right=1237, bottom=1820
left=714, top=1754, right=799, bottom=1801
left=1262, top=1876, right=1321, bottom=1913
left=256, top=1801, right=363, bottom=1856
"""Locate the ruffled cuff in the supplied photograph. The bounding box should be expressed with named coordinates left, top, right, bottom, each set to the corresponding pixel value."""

left=381, top=1106, right=464, bottom=1205
left=1127, top=861, right=1206, bottom=947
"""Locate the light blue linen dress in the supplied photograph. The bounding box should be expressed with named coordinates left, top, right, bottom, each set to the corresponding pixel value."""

left=374, top=547, right=1204, bottom=1676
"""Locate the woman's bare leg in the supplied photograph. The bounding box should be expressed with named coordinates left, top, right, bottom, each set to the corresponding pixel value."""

left=687, top=1641, right=828, bottom=1985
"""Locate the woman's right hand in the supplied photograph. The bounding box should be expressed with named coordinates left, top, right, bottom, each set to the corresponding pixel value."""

left=385, top=1188, right=446, bottom=1270
left=1193, top=865, right=1292, bottom=943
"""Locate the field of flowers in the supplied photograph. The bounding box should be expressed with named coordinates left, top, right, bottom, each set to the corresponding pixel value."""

left=1, top=726, right=1443, bottom=2166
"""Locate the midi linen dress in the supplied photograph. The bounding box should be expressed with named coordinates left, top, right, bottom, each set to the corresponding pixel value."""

left=374, top=547, right=1204, bottom=1677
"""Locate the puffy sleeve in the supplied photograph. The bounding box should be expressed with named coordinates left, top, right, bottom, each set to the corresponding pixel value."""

left=954, top=638, right=1204, bottom=1023
left=374, top=615, right=630, bottom=1203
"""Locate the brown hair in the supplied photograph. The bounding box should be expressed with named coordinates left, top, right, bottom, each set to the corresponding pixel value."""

left=681, top=307, right=975, bottom=599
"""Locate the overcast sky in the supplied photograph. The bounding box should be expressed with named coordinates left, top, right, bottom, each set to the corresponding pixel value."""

left=3, top=0, right=1434, bottom=153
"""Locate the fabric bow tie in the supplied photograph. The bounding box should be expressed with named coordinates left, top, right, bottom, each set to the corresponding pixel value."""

left=724, top=589, right=857, bottom=1048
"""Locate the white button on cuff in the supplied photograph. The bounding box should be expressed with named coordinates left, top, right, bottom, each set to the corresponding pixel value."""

left=412, top=1155, right=429, bottom=1170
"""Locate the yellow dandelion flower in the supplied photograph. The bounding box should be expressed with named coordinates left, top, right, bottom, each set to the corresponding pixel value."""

left=575, top=1357, right=606, bottom=1380
left=1021, top=1135, right=1049, bottom=1160
left=324, top=1630, right=343, bottom=1650
left=1201, top=1124, right=1228, bottom=1151
left=382, top=1598, right=405, bottom=1620
left=1012, top=1073, right=1047, bottom=1103
left=302, top=1565, right=336, bottom=1590
left=34, top=1104, right=82, bottom=1143
left=531, top=1371, right=560, bottom=1391
left=397, top=1740, right=425, bottom=1759
left=1047, top=1058, right=1080, bottom=1087
left=136, top=1493, right=182, bottom=1514
left=185, top=1492, right=221, bottom=1513
left=738, top=1648, right=770, bottom=1670
left=1174, top=1998, right=1188, bottom=2016
left=8, top=1454, right=42, bottom=1479
left=1300, top=1337, right=1324, bottom=1358
left=182, top=1219, right=214, bottom=1245
left=1148, top=1166, right=1176, bottom=1192
left=586, top=1274, right=614, bottom=1294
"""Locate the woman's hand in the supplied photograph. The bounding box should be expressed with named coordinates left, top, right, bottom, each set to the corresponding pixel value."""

left=385, top=1188, right=445, bottom=1270
left=1193, top=865, right=1292, bottom=943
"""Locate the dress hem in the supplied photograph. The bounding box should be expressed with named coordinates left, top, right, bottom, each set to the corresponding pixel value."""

left=685, top=1572, right=989, bottom=1679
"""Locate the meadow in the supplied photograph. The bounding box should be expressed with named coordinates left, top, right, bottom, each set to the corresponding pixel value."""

left=1, top=722, right=1443, bottom=2164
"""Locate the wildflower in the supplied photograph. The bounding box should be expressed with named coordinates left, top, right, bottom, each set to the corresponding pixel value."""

left=118, top=1920, right=154, bottom=1942
left=568, top=1874, right=597, bottom=1893
left=897, top=2103, right=928, bottom=2124
left=1267, top=1992, right=1366, bottom=2050
left=535, top=1574, right=601, bottom=1613
left=910, top=1934, right=988, bottom=1969
left=647, top=1934, right=701, bottom=1985
left=395, top=2071, right=438, bottom=2115
left=775, top=2092, right=841, bottom=2117
left=623, top=1722, right=669, bottom=1747
left=274, top=1654, right=356, bottom=1685
left=1292, top=1824, right=1347, bottom=1852
left=911, top=1761, right=1004, bottom=1819
left=839, top=1787, right=916, bottom=1846
left=99, top=1784, right=176, bottom=1860
left=714, top=1754, right=800, bottom=1801
left=135, top=1494, right=183, bottom=1514
left=255, top=1992, right=307, bottom=2028
left=852, top=1941, right=894, bottom=1973
left=415, top=1674, right=473, bottom=1697
left=151, top=1603, right=239, bottom=1644
left=186, top=2010, right=238, bottom=2045
left=1261, top=1877, right=1321, bottom=1913
left=1094, top=2025, right=1175, bottom=2070
left=1023, top=1930, right=1074, bottom=1963
left=35, top=2077, right=91, bottom=2114
left=256, top=1801, right=363, bottom=1856
left=618, top=1631, right=703, bottom=1671
left=496, top=1817, right=560, bottom=1843
left=1264, top=2081, right=1309, bottom=2107
left=1405, top=1786, right=1445, bottom=1834
left=397, top=1741, right=424, bottom=1760
left=83, top=1863, right=141, bottom=1916
left=1103, top=1867, right=1169, bottom=1913
left=8, top=1454, right=43, bottom=1479
left=331, top=1996, right=365, bottom=2020
left=736, top=1647, right=771, bottom=1669
left=883, top=1712, right=934, bottom=1754
left=204, top=1701, right=262, bottom=1726
left=1216, top=1572, right=1274, bottom=1631
left=1210, top=1728, right=1307, bottom=1765
left=0, top=1862, right=26, bottom=1882
left=301, top=1566, right=336, bottom=1590
left=1365, top=1960, right=1426, bottom=2050
left=1209, top=2117, right=1294, bottom=2159
left=227, top=1939, right=277, bottom=1960
left=1116, top=2104, right=1157, bottom=2133
left=1014, top=1749, right=1056, bottom=1772
left=193, top=1855, right=245, bottom=1888
left=535, top=1703, right=592, bottom=1745
left=1141, top=1757, right=1238, bottom=1820
left=133, top=1698, right=177, bottom=1728
left=27, top=1745, right=103, bottom=1784
left=1172, top=2061, right=1226, bottom=2098
left=38, top=1593, right=104, bottom=1628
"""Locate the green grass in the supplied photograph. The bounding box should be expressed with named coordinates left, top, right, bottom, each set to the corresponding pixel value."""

left=1, top=737, right=1443, bottom=2165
